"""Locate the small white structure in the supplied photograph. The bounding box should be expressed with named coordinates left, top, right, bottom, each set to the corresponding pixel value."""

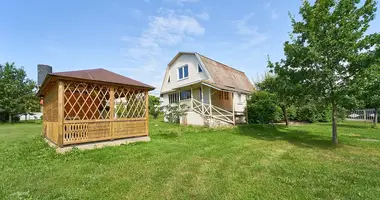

left=160, top=52, right=255, bottom=127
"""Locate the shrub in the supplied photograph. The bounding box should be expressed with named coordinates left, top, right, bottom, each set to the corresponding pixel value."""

left=162, top=103, right=189, bottom=123
left=247, top=91, right=281, bottom=124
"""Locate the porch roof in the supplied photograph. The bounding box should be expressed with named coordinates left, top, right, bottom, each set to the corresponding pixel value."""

left=160, top=80, right=251, bottom=94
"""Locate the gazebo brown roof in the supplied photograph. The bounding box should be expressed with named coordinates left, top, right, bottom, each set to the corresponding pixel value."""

left=40, top=68, right=154, bottom=148
left=38, top=68, right=154, bottom=96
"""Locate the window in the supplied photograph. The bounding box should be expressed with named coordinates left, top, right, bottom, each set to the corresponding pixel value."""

left=167, top=76, right=171, bottom=83
left=169, top=93, right=179, bottom=104
left=219, top=91, right=229, bottom=100
left=180, top=90, right=191, bottom=100
left=198, top=64, right=203, bottom=72
left=178, top=65, right=188, bottom=80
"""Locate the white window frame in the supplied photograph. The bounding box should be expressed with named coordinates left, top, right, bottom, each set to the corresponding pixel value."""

left=197, top=64, right=203, bottom=73
left=177, top=64, right=189, bottom=81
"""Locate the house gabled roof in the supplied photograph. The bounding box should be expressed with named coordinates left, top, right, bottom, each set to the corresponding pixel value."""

left=197, top=53, right=255, bottom=93
left=37, top=68, right=155, bottom=96
left=164, top=52, right=255, bottom=94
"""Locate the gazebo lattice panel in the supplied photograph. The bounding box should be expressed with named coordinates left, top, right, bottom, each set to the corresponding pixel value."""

left=114, top=87, right=147, bottom=119
left=64, top=81, right=110, bottom=121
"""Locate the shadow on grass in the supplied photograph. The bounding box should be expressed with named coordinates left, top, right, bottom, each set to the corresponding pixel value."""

left=236, top=124, right=334, bottom=149
left=317, top=123, right=369, bottom=129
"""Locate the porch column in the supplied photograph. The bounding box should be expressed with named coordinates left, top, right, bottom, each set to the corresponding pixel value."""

left=190, top=87, right=193, bottom=110
left=201, top=84, right=204, bottom=115
left=209, top=87, right=212, bottom=116
left=232, top=92, right=235, bottom=125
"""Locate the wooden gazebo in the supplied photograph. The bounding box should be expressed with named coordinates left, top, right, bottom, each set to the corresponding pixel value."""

left=37, top=68, right=155, bottom=147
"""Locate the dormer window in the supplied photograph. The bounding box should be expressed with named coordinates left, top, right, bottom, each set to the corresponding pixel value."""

left=198, top=64, right=203, bottom=73
left=178, top=64, right=188, bottom=80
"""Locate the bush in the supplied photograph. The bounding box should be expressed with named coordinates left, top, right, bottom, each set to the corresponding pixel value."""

left=247, top=91, right=282, bottom=124
left=162, top=103, right=189, bottom=123
left=294, top=104, right=333, bottom=123
left=149, top=95, right=161, bottom=119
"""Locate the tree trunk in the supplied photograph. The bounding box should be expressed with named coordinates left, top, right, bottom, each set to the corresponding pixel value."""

left=281, top=105, right=289, bottom=126
left=332, top=103, right=338, bottom=145
left=374, top=108, right=378, bottom=128
left=8, top=113, right=12, bottom=123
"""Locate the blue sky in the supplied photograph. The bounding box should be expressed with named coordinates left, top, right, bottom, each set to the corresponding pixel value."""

left=1, top=0, right=379, bottom=95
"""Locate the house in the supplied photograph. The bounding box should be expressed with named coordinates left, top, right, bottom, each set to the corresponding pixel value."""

left=37, top=68, right=154, bottom=148
left=160, top=52, right=255, bottom=127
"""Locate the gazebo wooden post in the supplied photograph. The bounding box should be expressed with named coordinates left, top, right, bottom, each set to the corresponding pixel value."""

left=145, top=90, right=149, bottom=135
left=57, top=80, right=64, bottom=147
left=109, top=86, right=115, bottom=139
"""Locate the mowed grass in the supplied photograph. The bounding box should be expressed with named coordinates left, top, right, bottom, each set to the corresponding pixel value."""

left=1, top=119, right=380, bottom=199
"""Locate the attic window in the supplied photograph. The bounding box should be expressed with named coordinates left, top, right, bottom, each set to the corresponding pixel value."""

left=178, top=64, right=188, bottom=80
left=168, top=76, right=171, bottom=83
left=198, top=64, right=203, bottom=73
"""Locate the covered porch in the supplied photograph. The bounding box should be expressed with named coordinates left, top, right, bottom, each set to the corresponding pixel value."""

left=167, top=82, right=247, bottom=125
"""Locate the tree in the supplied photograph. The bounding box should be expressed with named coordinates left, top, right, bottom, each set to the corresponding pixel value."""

left=148, top=95, right=161, bottom=119
left=257, top=70, right=299, bottom=126
left=0, top=62, right=38, bottom=123
left=354, top=65, right=380, bottom=127
left=273, top=0, right=380, bottom=144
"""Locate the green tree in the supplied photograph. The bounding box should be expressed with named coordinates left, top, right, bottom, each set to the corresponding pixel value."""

left=148, top=95, right=160, bottom=119
left=0, top=62, right=38, bottom=123
left=274, top=0, right=380, bottom=144
left=354, top=65, right=380, bottom=127
left=257, top=71, right=299, bottom=126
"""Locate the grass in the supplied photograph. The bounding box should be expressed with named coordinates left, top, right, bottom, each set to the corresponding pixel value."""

left=1, top=119, right=380, bottom=199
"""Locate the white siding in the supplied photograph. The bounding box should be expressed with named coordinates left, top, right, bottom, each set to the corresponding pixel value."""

left=161, top=54, right=208, bottom=94
left=234, top=92, right=247, bottom=112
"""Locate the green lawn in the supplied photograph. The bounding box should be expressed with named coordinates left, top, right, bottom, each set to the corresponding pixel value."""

left=1, top=119, right=380, bottom=199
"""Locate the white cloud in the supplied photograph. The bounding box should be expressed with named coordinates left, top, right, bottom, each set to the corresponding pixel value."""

left=234, top=13, right=269, bottom=47
left=121, top=8, right=205, bottom=92
left=196, top=11, right=210, bottom=20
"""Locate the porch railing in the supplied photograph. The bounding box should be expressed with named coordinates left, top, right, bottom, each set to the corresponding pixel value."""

left=191, top=98, right=234, bottom=124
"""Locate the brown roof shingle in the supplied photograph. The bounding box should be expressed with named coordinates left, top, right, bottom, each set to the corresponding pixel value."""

left=197, top=54, right=255, bottom=93
left=38, top=68, right=154, bottom=96
left=51, top=68, right=154, bottom=89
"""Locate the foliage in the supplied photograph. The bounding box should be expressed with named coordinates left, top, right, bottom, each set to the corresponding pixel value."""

left=247, top=91, right=282, bottom=124
left=257, top=72, right=301, bottom=126
left=353, top=65, right=380, bottom=127
left=148, top=95, right=161, bottom=119
left=162, top=103, right=189, bottom=123
left=0, top=62, right=39, bottom=123
left=270, top=0, right=380, bottom=144
left=116, top=103, right=127, bottom=118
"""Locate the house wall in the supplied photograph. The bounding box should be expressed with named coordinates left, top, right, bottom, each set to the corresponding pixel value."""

left=233, top=92, right=247, bottom=113
left=161, top=54, right=208, bottom=94
left=211, top=89, right=233, bottom=111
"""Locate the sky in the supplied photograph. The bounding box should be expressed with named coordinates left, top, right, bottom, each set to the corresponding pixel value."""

left=1, top=0, right=379, bottom=95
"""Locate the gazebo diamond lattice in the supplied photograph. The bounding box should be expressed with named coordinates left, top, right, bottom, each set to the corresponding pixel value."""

left=37, top=68, right=155, bottom=147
